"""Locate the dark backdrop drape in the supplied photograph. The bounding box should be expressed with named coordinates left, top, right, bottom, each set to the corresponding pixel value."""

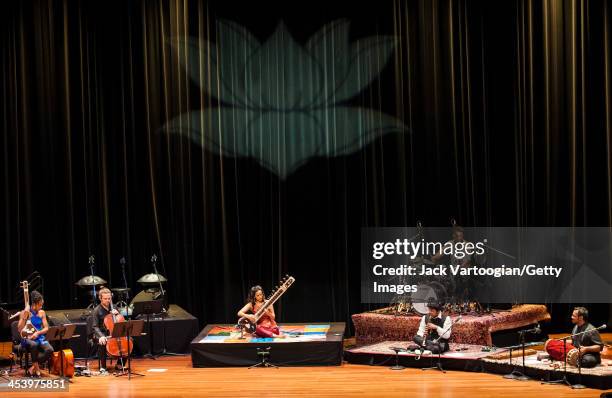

left=1, top=0, right=611, bottom=333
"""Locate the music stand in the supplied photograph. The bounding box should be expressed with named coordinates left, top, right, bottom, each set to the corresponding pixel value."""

left=110, top=320, right=145, bottom=380
left=45, top=323, right=80, bottom=383
left=133, top=300, right=163, bottom=359
left=46, top=324, right=78, bottom=381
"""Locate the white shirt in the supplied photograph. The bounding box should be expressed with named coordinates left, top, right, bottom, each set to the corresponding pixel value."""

left=417, top=313, right=452, bottom=340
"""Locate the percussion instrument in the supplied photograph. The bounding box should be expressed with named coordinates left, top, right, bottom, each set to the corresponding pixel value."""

left=566, top=348, right=580, bottom=367
left=75, top=275, right=107, bottom=287
left=602, top=343, right=612, bottom=360
left=545, top=339, right=577, bottom=364
left=137, top=273, right=168, bottom=285
left=410, top=283, right=446, bottom=315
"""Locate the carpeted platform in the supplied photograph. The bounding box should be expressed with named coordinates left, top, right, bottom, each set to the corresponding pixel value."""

left=346, top=340, right=505, bottom=360
left=345, top=340, right=612, bottom=389
left=191, top=322, right=345, bottom=367
left=482, top=352, right=612, bottom=389
left=345, top=340, right=505, bottom=372
left=352, top=304, right=551, bottom=346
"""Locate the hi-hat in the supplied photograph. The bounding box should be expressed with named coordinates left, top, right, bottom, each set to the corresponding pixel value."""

left=137, top=273, right=167, bottom=284
left=75, top=275, right=107, bottom=287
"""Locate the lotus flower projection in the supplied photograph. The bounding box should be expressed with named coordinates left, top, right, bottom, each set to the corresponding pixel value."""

left=165, top=19, right=406, bottom=178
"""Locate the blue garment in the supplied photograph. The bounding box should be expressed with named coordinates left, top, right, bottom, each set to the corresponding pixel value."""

left=21, top=309, right=45, bottom=345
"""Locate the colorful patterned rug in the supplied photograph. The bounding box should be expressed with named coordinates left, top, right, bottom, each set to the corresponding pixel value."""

left=198, top=324, right=331, bottom=343
left=346, top=340, right=506, bottom=360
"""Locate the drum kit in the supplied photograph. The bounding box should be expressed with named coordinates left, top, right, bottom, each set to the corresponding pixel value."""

left=75, top=275, right=134, bottom=314
left=74, top=256, right=169, bottom=318
left=389, top=257, right=487, bottom=316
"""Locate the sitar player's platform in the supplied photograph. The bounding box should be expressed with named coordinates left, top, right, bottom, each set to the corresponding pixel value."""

left=190, top=322, right=345, bottom=367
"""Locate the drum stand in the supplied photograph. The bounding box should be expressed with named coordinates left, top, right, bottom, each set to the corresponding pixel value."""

left=389, top=347, right=406, bottom=370
left=248, top=347, right=278, bottom=369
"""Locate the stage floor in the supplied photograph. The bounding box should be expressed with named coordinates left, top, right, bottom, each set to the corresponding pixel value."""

left=191, top=323, right=345, bottom=367
left=1, top=356, right=607, bottom=397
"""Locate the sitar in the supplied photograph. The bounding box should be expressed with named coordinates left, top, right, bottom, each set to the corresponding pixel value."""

left=19, top=281, right=39, bottom=339
left=237, top=275, right=295, bottom=334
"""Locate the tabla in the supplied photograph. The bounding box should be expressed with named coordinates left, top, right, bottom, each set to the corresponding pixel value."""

left=566, top=348, right=580, bottom=367
left=544, top=339, right=577, bottom=364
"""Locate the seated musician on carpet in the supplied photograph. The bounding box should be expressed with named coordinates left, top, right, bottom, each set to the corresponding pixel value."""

left=88, top=287, right=125, bottom=373
left=568, top=306, right=603, bottom=368
left=18, top=290, right=53, bottom=377
left=411, top=300, right=452, bottom=354
left=237, top=285, right=285, bottom=338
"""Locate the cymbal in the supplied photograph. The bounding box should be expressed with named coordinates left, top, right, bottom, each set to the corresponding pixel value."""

left=410, top=257, right=435, bottom=265
left=111, top=287, right=131, bottom=293
left=75, top=275, right=107, bottom=287
left=137, top=273, right=167, bottom=284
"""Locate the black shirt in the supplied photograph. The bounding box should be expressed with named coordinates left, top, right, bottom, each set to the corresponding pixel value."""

left=91, top=304, right=111, bottom=339
left=572, top=323, right=604, bottom=359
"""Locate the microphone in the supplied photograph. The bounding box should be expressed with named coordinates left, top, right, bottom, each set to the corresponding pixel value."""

left=530, top=324, right=541, bottom=334
left=521, top=324, right=541, bottom=334
left=450, top=218, right=457, bottom=226
left=120, top=257, right=126, bottom=265
left=88, top=255, right=95, bottom=264
left=151, top=254, right=158, bottom=263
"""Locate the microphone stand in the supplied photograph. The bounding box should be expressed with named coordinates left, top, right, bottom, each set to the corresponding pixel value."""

left=149, top=254, right=181, bottom=358
left=421, top=316, right=462, bottom=373
left=150, top=255, right=165, bottom=306
left=504, top=325, right=540, bottom=381
left=542, top=324, right=606, bottom=388
left=572, top=344, right=586, bottom=389
left=88, top=256, right=97, bottom=310
left=80, top=256, right=97, bottom=320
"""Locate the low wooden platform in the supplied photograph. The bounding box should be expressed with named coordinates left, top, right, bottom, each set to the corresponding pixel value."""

left=1, top=355, right=608, bottom=397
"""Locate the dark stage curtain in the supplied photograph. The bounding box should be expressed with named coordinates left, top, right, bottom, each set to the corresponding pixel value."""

left=1, top=0, right=611, bottom=332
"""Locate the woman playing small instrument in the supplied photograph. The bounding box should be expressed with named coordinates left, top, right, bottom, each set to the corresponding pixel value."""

left=237, top=285, right=284, bottom=338
left=18, top=290, right=52, bottom=377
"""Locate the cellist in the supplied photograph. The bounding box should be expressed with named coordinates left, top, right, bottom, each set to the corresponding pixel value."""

left=89, top=287, right=125, bottom=373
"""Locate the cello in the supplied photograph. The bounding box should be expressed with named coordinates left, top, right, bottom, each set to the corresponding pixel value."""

left=103, top=293, right=133, bottom=358
left=50, top=349, right=74, bottom=378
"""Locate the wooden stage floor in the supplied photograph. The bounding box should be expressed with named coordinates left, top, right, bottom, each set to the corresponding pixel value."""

left=2, top=356, right=609, bottom=397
